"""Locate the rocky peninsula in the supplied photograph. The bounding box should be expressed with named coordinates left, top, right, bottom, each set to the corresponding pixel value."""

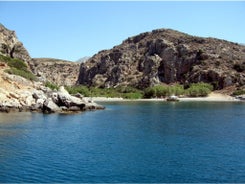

left=0, top=62, right=104, bottom=113
left=0, top=24, right=104, bottom=113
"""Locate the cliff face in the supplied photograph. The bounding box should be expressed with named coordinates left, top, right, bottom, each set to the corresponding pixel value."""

left=0, top=24, right=103, bottom=113
left=29, top=58, right=80, bottom=86
left=0, top=24, right=31, bottom=62
left=77, top=29, right=245, bottom=90
left=0, top=24, right=80, bottom=86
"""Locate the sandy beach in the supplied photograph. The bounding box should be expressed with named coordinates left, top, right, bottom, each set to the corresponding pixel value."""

left=89, top=92, right=241, bottom=102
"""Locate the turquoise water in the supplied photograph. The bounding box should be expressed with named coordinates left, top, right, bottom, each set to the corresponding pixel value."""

left=0, top=101, right=244, bottom=182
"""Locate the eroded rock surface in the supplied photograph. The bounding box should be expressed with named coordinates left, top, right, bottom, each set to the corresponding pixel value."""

left=0, top=24, right=31, bottom=63
left=77, top=29, right=245, bottom=90
left=29, top=58, right=80, bottom=86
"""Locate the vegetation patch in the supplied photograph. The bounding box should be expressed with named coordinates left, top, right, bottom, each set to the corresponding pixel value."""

left=65, top=85, right=143, bottom=99
left=5, top=68, right=37, bottom=81
left=144, top=82, right=213, bottom=98
left=45, top=81, right=59, bottom=91
left=186, top=82, right=213, bottom=97
left=0, top=54, right=37, bottom=81
left=232, top=89, right=245, bottom=96
left=65, top=82, right=213, bottom=99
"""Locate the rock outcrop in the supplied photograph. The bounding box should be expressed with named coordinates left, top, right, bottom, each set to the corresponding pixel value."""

left=0, top=24, right=104, bottom=113
left=77, top=29, right=245, bottom=90
left=0, top=24, right=31, bottom=63
left=0, top=24, right=80, bottom=86
left=29, top=58, right=80, bottom=86
left=0, top=63, right=104, bottom=113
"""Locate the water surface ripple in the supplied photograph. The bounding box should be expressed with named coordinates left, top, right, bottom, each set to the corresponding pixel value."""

left=0, top=102, right=244, bottom=182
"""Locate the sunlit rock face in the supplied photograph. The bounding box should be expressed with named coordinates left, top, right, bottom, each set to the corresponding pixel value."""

left=77, top=28, right=245, bottom=90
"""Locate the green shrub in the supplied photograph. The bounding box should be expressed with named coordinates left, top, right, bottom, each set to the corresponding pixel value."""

left=1, top=54, right=37, bottom=81
left=144, top=85, right=169, bottom=98
left=5, top=68, right=37, bottom=81
left=168, top=84, right=185, bottom=96
left=144, top=87, right=156, bottom=98
left=45, top=81, right=59, bottom=90
left=65, top=85, right=143, bottom=99
left=232, top=89, right=245, bottom=96
left=115, top=86, right=139, bottom=93
left=123, top=92, right=143, bottom=99
left=65, top=85, right=91, bottom=97
left=1, top=54, right=27, bottom=70
left=187, top=82, right=213, bottom=97
left=144, top=83, right=212, bottom=98
left=7, top=58, right=28, bottom=71
left=144, top=85, right=185, bottom=98
left=0, top=54, right=11, bottom=63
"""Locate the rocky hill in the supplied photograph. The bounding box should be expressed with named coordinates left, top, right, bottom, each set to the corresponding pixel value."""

left=76, top=56, right=91, bottom=63
left=29, top=58, right=80, bottom=86
left=0, top=24, right=103, bottom=113
left=77, top=29, right=245, bottom=90
left=0, top=24, right=31, bottom=63
left=0, top=24, right=80, bottom=86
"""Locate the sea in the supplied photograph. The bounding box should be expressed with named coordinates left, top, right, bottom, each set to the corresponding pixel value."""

left=0, top=101, right=244, bottom=183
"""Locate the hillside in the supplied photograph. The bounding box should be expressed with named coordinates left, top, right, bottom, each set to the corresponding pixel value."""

left=0, top=23, right=31, bottom=63
left=0, top=24, right=103, bottom=113
left=29, top=58, right=80, bottom=86
left=77, top=29, right=245, bottom=91
left=1, top=24, right=80, bottom=86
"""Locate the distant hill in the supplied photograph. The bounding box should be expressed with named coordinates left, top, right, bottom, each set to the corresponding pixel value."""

left=77, top=28, right=245, bottom=91
left=76, top=56, right=91, bottom=63
left=29, top=58, right=80, bottom=86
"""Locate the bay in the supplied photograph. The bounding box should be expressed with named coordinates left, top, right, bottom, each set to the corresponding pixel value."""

left=0, top=101, right=244, bottom=183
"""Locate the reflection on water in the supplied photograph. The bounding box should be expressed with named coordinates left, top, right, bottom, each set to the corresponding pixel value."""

left=0, top=112, right=33, bottom=124
left=0, top=112, right=33, bottom=137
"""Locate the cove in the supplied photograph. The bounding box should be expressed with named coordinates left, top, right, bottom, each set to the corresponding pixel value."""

left=0, top=101, right=244, bottom=182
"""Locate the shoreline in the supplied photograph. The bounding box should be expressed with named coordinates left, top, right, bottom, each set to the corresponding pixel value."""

left=89, top=93, right=243, bottom=102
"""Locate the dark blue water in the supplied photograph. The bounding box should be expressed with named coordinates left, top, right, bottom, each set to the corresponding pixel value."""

left=0, top=101, right=244, bottom=183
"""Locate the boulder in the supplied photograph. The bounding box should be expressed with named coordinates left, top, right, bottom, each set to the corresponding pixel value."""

left=43, top=98, right=61, bottom=113
left=57, top=86, right=86, bottom=109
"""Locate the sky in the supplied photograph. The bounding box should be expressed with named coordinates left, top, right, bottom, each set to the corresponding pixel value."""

left=0, top=1, right=245, bottom=61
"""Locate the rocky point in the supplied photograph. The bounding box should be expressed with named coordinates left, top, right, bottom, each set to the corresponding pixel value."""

left=0, top=24, right=104, bottom=113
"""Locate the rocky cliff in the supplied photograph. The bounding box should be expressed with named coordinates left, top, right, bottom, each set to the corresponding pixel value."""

left=0, top=24, right=80, bottom=86
left=0, top=24, right=103, bottom=113
left=0, top=63, right=104, bottom=113
left=77, top=29, right=245, bottom=90
left=29, top=58, right=80, bottom=86
left=0, top=24, right=31, bottom=63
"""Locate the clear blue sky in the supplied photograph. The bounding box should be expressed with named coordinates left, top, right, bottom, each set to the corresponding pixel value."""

left=0, top=1, right=245, bottom=61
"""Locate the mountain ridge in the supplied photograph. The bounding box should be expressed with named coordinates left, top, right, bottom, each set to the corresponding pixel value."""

left=77, top=28, right=245, bottom=91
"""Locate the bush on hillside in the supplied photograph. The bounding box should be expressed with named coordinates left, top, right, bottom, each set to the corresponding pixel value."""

left=186, top=82, right=213, bottom=97
left=144, top=83, right=212, bottom=98
left=65, top=85, right=91, bottom=97
left=1, top=54, right=37, bottom=81
left=232, top=89, right=245, bottom=96
left=5, top=68, right=37, bottom=81
left=45, top=81, right=59, bottom=90
left=144, top=85, right=169, bottom=98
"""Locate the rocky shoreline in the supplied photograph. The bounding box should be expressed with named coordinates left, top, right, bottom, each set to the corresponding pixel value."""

left=0, top=86, right=104, bottom=113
